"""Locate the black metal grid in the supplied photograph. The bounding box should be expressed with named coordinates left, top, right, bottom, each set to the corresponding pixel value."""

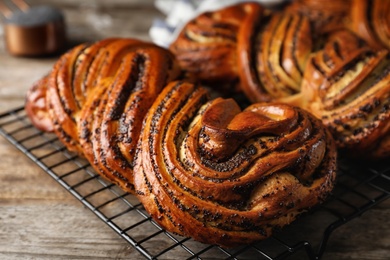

left=1, top=106, right=389, bottom=259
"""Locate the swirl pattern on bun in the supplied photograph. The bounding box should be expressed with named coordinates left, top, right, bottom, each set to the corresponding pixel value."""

left=134, top=81, right=337, bottom=247
left=301, top=30, right=390, bottom=158
left=170, top=2, right=390, bottom=159
left=26, top=38, right=181, bottom=192
left=170, top=2, right=267, bottom=94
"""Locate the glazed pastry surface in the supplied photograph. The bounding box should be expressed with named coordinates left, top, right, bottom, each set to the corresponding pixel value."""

left=134, top=80, right=337, bottom=247
left=25, top=38, right=181, bottom=192
left=170, top=2, right=390, bottom=159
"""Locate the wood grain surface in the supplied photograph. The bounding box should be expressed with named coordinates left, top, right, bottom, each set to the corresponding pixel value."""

left=0, top=1, right=389, bottom=259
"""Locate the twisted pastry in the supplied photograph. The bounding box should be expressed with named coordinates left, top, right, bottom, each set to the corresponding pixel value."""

left=26, top=38, right=337, bottom=247
left=170, top=3, right=313, bottom=102
left=348, top=0, right=390, bottom=50
left=170, top=2, right=390, bottom=159
left=26, top=38, right=181, bottom=192
left=169, top=2, right=267, bottom=94
left=301, top=30, right=390, bottom=158
left=134, top=80, right=337, bottom=247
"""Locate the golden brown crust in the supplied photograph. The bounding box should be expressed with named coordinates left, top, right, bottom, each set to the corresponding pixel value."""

left=255, top=12, right=313, bottom=100
left=26, top=38, right=338, bottom=246
left=348, top=0, right=390, bottom=50
left=169, top=2, right=316, bottom=103
left=169, top=2, right=267, bottom=94
left=26, top=38, right=181, bottom=192
left=170, top=2, right=390, bottom=159
left=169, top=3, right=314, bottom=103
left=300, top=30, right=390, bottom=158
left=134, top=80, right=337, bottom=247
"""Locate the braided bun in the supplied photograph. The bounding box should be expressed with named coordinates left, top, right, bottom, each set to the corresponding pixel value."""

left=170, top=2, right=390, bottom=159
left=134, top=80, right=337, bottom=247
left=170, top=3, right=267, bottom=95
left=26, top=38, right=338, bottom=246
left=26, top=38, right=181, bottom=192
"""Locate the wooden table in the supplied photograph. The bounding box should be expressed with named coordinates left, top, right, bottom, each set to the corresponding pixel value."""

left=0, top=1, right=389, bottom=259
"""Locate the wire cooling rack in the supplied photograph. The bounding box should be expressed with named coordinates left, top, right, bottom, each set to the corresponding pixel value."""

left=1, top=106, right=390, bottom=259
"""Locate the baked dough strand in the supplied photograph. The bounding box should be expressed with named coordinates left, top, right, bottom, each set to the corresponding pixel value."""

left=134, top=81, right=337, bottom=247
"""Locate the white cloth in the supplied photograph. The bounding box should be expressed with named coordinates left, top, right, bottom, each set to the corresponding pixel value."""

left=149, top=0, right=289, bottom=47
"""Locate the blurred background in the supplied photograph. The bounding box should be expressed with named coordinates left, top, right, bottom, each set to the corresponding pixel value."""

left=0, top=0, right=159, bottom=45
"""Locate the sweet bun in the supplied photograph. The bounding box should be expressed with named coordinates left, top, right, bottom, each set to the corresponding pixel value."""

left=25, top=38, right=181, bottom=192
left=170, top=2, right=390, bottom=159
left=134, top=80, right=337, bottom=247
